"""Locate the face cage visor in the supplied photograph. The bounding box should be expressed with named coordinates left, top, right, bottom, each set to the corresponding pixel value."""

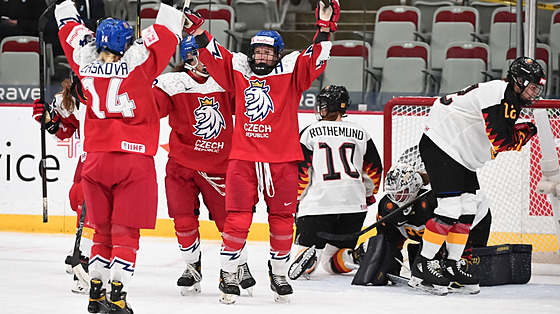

left=515, top=78, right=545, bottom=106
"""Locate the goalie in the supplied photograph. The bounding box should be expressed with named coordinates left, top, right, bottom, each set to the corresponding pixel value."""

left=351, top=158, right=491, bottom=293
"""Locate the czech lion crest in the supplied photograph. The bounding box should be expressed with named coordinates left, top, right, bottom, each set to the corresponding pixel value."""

left=193, top=97, right=226, bottom=140
left=244, top=79, right=274, bottom=122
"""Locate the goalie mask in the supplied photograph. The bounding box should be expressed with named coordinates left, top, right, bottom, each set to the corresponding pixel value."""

left=247, top=30, right=284, bottom=75
left=315, top=85, right=350, bottom=120
left=95, top=18, right=134, bottom=56
left=385, top=162, right=423, bottom=206
left=180, top=35, right=208, bottom=77
left=507, top=57, right=546, bottom=106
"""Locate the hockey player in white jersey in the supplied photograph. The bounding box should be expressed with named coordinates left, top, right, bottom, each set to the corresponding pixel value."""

left=288, top=85, right=383, bottom=280
left=410, top=57, right=546, bottom=295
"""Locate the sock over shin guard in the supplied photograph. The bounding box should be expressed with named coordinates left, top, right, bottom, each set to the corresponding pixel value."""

left=109, top=224, right=140, bottom=288
left=421, top=217, right=454, bottom=259
left=220, top=211, right=253, bottom=273
left=174, top=216, right=201, bottom=264
left=268, top=212, right=294, bottom=275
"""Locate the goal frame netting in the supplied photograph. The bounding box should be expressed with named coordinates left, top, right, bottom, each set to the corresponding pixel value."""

left=384, top=97, right=560, bottom=263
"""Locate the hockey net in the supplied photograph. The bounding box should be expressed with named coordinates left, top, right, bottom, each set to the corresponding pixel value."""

left=384, top=97, right=560, bottom=263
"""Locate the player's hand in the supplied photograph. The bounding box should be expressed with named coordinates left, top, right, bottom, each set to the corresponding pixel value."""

left=183, top=7, right=205, bottom=35
left=514, top=122, right=538, bottom=146
left=315, top=1, right=339, bottom=32
left=32, top=99, right=47, bottom=123
left=32, top=99, right=60, bottom=134
left=366, top=195, right=376, bottom=206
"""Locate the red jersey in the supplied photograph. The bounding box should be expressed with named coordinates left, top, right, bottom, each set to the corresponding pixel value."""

left=154, top=71, right=235, bottom=173
left=57, top=10, right=181, bottom=156
left=198, top=31, right=332, bottom=163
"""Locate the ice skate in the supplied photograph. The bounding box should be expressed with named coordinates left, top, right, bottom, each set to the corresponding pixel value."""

left=408, top=255, right=450, bottom=296
left=219, top=269, right=240, bottom=304
left=268, top=261, right=292, bottom=303
left=288, top=245, right=317, bottom=280
left=350, top=242, right=367, bottom=265
left=238, top=262, right=256, bottom=296
left=443, top=259, right=480, bottom=295
left=109, top=280, right=134, bottom=314
left=177, top=259, right=202, bottom=296
left=88, top=278, right=110, bottom=313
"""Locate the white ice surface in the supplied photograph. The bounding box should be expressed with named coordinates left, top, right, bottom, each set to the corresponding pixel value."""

left=1, top=232, right=560, bottom=314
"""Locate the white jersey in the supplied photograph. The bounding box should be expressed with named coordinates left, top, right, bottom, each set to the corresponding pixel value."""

left=297, top=120, right=382, bottom=217
left=424, top=80, right=525, bottom=171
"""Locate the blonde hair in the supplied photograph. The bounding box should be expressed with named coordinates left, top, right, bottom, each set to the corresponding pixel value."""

left=99, top=51, right=121, bottom=63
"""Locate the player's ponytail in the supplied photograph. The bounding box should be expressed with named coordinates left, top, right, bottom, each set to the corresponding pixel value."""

left=60, top=78, right=76, bottom=113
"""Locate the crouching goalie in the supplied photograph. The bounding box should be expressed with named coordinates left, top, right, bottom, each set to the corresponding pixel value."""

left=351, top=158, right=491, bottom=294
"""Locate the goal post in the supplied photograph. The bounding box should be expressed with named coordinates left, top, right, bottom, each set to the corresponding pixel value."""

left=384, top=97, right=560, bottom=263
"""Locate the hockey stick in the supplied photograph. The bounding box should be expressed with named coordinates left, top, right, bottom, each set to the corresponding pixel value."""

left=387, top=273, right=410, bottom=286
left=136, top=0, right=141, bottom=38
left=71, top=200, right=91, bottom=288
left=38, top=2, right=55, bottom=223
left=317, top=190, right=431, bottom=242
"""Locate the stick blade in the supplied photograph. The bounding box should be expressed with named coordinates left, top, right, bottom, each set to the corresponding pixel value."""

left=72, top=264, right=91, bottom=289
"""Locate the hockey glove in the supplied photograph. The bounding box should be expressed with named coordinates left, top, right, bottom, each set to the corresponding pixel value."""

left=32, top=99, right=60, bottom=134
left=315, top=0, right=340, bottom=32
left=183, top=7, right=205, bottom=35
left=514, top=122, right=538, bottom=147
left=366, top=195, right=376, bottom=207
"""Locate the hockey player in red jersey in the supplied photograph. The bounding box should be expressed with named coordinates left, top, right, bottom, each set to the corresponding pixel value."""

left=287, top=85, right=383, bottom=280
left=54, top=0, right=186, bottom=312
left=410, top=57, right=546, bottom=295
left=183, top=0, right=339, bottom=304
left=153, top=35, right=257, bottom=296
left=32, top=75, right=93, bottom=294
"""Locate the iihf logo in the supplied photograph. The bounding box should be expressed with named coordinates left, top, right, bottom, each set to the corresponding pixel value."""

left=193, top=97, right=226, bottom=140
left=244, top=79, right=274, bottom=122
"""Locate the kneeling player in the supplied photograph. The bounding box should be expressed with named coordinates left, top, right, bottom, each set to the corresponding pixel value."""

left=352, top=159, right=491, bottom=295
left=288, top=85, right=383, bottom=280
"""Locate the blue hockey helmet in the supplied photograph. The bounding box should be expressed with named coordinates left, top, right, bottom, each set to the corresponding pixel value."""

left=247, top=30, right=284, bottom=75
left=95, top=18, right=134, bottom=56
left=180, top=35, right=199, bottom=62
left=179, top=35, right=208, bottom=77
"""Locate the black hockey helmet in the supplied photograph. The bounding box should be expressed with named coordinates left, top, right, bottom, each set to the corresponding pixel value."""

left=507, top=56, right=547, bottom=105
left=315, top=85, right=351, bottom=120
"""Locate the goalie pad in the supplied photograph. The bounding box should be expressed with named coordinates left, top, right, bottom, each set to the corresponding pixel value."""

left=351, top=234, right=400, bottom=286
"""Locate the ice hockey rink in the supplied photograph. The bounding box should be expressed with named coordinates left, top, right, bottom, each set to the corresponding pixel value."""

left=1, top=232, right=560, bottom=314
